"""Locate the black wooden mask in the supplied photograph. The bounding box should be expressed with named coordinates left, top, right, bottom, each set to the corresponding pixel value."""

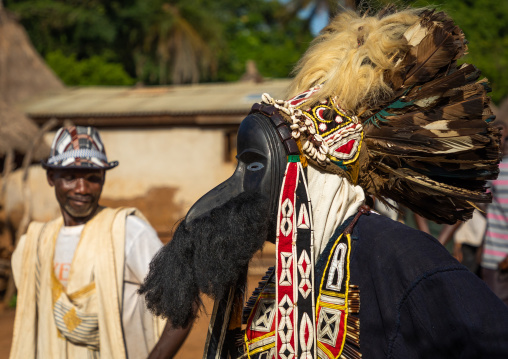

left=185, top=111, right=289, bottom=230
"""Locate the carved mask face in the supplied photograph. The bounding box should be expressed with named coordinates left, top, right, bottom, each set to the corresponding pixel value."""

left=185, top=112, right=287, bottom=229
left=140, top=113, right=289, bottom=326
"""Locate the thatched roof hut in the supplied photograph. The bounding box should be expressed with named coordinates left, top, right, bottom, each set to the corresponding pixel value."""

left=0, top=6, right=64, bottom=166
left=0, top=6, right=64, bottom=105
left=0, top=99, right=49, bottom=163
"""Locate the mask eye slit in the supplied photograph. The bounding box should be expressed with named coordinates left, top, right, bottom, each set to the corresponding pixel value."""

left=247, top=162, right=264, bottom=171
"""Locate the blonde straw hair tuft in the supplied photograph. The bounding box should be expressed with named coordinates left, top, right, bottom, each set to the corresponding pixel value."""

left=286, top=8, right=422, bottom=113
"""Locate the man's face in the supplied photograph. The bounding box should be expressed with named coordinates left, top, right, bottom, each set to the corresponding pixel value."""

left=47, top=169, right=105, bottom=226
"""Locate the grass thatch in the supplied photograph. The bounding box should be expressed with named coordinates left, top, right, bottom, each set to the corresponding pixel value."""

left=0, top=7, right=64, bottom=163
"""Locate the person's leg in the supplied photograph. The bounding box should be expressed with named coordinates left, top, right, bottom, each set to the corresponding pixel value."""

left=461, top=244, right=479, bottom=275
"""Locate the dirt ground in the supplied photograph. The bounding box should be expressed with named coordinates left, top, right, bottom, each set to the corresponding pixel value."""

left=0, top=279, right=260, bottom=358
left=0, top=297, right=214, bottom=358
left=0, top=308, right=15, bottom=358
left=0, top=246, right=275, bottom=359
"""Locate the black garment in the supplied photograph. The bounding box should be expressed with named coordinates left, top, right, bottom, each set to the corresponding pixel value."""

left=349, top=213, right=508, bottom=359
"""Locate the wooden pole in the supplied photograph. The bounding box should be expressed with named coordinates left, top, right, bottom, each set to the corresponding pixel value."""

left=1, top=148, right=14, bottom=198
left=3, top=118, right=57, bottom=307
left=0, top=148, right=14, bottom=310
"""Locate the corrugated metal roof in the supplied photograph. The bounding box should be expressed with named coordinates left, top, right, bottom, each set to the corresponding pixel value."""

left=21, top=79, right=291, bottom=119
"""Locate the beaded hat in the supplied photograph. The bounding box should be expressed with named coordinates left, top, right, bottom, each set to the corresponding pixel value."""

left=42, top=126, right=118, bottom=170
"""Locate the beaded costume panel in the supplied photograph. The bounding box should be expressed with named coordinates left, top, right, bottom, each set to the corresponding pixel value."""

left=244, top=237, right=361, bottom=359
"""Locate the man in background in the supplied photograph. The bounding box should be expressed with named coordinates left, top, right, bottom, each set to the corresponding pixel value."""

left=9, top=126, right=190, bottom=358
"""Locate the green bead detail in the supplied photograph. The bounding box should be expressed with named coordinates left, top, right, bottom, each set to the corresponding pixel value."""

left=288, top=155, right=301, bottom=163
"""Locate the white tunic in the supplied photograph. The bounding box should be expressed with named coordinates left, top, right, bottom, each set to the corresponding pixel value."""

left=18, top=215, right=163, bottom=359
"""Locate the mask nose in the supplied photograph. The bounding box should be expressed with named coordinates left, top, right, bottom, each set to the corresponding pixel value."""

left=185, top=170, right=243, bottom=224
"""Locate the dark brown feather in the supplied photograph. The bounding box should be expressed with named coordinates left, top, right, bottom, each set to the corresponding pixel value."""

left=358, top=10, right=499, bottom=224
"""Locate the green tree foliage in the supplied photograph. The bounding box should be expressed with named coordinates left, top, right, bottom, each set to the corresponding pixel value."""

left=6, top=0, right=505, bottom=103
left=4, top=0, right=311, bottom=85
left=46, top=50, right=135, bottom=86
left=129, top=0, right=223, bottom=84
left=297, top=0, right=508, bottom=104
left=4, top=0, right=133, bottom=85
left=285, top=0, right=394, bottom=31
left=210, top=0, right=312, bottom=81
left=4, top=0, right=117, bottom=59
left=409, top=0, right=508, bottom=104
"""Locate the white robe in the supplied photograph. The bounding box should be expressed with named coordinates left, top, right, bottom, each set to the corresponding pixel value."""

left=9, top=207, right=165, bottom=359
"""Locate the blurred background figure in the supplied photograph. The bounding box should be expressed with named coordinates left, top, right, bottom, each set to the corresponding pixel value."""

left=372, top=197, right=401, bottom=222
left=481, top=113, right=508, bottom=305
left=451, top=209, right=486, bottom=276
left=414, top=210, right=485, bottom=275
